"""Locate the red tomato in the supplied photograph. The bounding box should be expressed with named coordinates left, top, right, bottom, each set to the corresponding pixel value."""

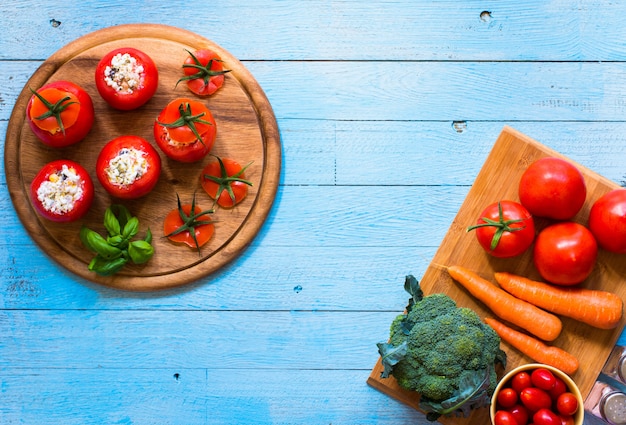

left=177, top=49, right=230, bottom=96
left=96, top=135, right=162, bottom=199
left=468, top=200, right=535, bottom=258
left=520, top=387, right=552, bottom=412
left=507, top=404, right=530, bottom=425
left=531, top=368, right=556, bottom=391
left=30, top=159, right=94, bottom=222
left=26, top=80, right=94, bottom=147
left=533, top=222, right=598, bottom=285
left=518, top=157, right=586, bottom=220
left=497, top=387, right=519, bottom=409
left=494, top=410, right=519, bottom=425
left=200, top=157, right=253, bottom=208
left=556, top=393, right=579, bottom=416
left=588, top=189, right=626, bottom=253
left=549, top=377, right=567, bottom=400
left=95, top=47, right=158, bottom=110
left=154, top=98, right=217, bottom=163
left=533, top=408, right=561, bottom=425
left=163, top=195, right=215, bottom=252
left=512, top=371, right=533, bottom=393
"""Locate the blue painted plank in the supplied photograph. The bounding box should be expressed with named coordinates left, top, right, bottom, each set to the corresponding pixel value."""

left=0, top=368, right=429, bottom=424
left=3, top=1, right=626, bottom=62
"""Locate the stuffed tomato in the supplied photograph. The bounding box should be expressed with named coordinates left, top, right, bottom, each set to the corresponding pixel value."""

left=95, top=47, right=158, bottom=110
left=154, top=98, right=217, bottom=163
left=27, top=80, right=94, bottom=148
left=96, top=135, right=162, bottom=199
left=30, top=159, right=94, bottom=222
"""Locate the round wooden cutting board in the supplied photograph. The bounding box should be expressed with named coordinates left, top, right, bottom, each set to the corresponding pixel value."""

left=4, top=24, right=281, bottom=291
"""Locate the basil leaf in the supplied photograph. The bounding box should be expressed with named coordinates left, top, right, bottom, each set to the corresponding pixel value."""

left=104, top=207, right=121, bottom=236
left=122, top=216, right=139, bottom=239
left=128, top=240, right=155, bottom=264
left=88, top=255, right=128, bottom=276
left=111, top=204, right=132, bottom=229
left=80, top=227, right=123, bottom=259
left=107, top=235, right=124, bottom=247
left=144, top=228, right=153, bottom=244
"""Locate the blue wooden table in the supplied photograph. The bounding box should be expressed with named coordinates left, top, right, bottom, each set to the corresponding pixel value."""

left=2, top=1, right=626, bottom=424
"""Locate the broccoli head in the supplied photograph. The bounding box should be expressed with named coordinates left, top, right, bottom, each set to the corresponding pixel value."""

left=377, top=275, right=506, bottom=421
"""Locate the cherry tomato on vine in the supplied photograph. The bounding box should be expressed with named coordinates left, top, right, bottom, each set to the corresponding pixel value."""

left=533, top=222, right=598, bottom=285
left=163, top=193, right=215, bottom=254
left=588, top=189, right=626, bottom=254
left=468, top=200, right=535, bottom=258
left=154, top=98, right=217, bottom=163
left=96, top=135, right=162, bottom=199
left=177, top=49, right=231, bottom=96
left=519, top=157, right=586, bottom=220
left=30, top=159, right=94, bottom=222
left=26, top=80, right=94, bottom=148
left=95, top=47, right=159, bottom=110
left=200, top=156, right=253, bottom=208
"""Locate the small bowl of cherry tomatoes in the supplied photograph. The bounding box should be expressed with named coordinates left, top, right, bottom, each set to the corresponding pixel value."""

left=490, top=363, right=584, bottom=425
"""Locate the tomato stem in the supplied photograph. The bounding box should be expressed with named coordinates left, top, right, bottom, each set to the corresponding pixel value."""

left=467, top=201, right=526, bottom=251
left=157, top=102, right=213, bottom=146
left=175, top=49, right=231, bottom=88
left=203, top=155, right=253, bottom=207
left=164, top=193, right=215, bottom=255
left=30, top=87, right=77, bottom=137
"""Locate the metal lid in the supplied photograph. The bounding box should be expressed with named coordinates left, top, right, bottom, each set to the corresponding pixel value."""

left=600, top=391, right=626, bottom=425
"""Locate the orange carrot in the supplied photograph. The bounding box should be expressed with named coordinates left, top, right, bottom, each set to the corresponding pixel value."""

left=447, top=265, right=562, bottom=341
left=494, top=272, right=623, bottom=330
left=485, top=317, right=579, bottom=375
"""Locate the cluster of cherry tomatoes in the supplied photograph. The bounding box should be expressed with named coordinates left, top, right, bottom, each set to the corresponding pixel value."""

left=492, top=367, right=580, bottom=425
left=470, top=156, right=626, bottom=286
left=27, top=46, right=250, bottom=231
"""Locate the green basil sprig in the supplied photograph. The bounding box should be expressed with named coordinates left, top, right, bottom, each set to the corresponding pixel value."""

left=80, top=205, right=154, bottom=276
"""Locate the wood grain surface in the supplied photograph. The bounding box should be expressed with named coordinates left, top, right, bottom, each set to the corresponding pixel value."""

left=368, top=126, right=626, bottom=424
left=2, top=2, right=626, bottom=425
left=4, top=24, right=281, bottom=291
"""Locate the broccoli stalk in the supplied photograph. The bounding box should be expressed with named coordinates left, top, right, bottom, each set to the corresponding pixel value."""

left=377, top=275, right=507, bottom=421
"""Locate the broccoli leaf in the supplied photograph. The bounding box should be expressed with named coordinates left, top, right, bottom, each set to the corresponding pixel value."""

left=419, top=368, right=492, bottom=421
left=403, top=274, right=423, bottom=313
left=376, top=341, right=407, bottom=378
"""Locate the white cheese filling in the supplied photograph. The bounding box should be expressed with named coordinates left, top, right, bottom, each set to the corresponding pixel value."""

left=105, top=147, right=149, bottom=187
left=37, top=164, right=83, bottom=214
left=103, top=53, right=144, bottom=93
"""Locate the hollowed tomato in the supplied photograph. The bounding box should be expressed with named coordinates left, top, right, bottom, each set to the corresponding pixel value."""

left=96, top=135, right=162, bottom=199
left=95, top=47, right=159, bottom=110
left=30, top=159, right=94, bottom=222
left=26, top=80, right=94, bottom=148
left=153, top=98, right=217, bottom=163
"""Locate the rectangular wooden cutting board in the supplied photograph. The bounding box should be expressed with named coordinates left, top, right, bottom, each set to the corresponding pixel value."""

left=367, top=126, right=626, bottom=424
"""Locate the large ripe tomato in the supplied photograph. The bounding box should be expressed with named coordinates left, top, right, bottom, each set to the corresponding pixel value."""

left=95, top=47, right=158, bottom=110
left=200, top=156, right=253, bottom=208
left=468, top=200, right=535, bottom=258
left=588, top=189, right=626, bottom=254
left=30, top=159, right=94, bottom=222
left=533, top=222, right=598, bottom=285
left=177, top=49, right=230, bottom=96
left=154, top=98, right=217, bottom=163
left=26, top=80, right=94, bottom=148
left=96, top=135, right=162, bottom=199
left=519, top=157, right=586, bottom=220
